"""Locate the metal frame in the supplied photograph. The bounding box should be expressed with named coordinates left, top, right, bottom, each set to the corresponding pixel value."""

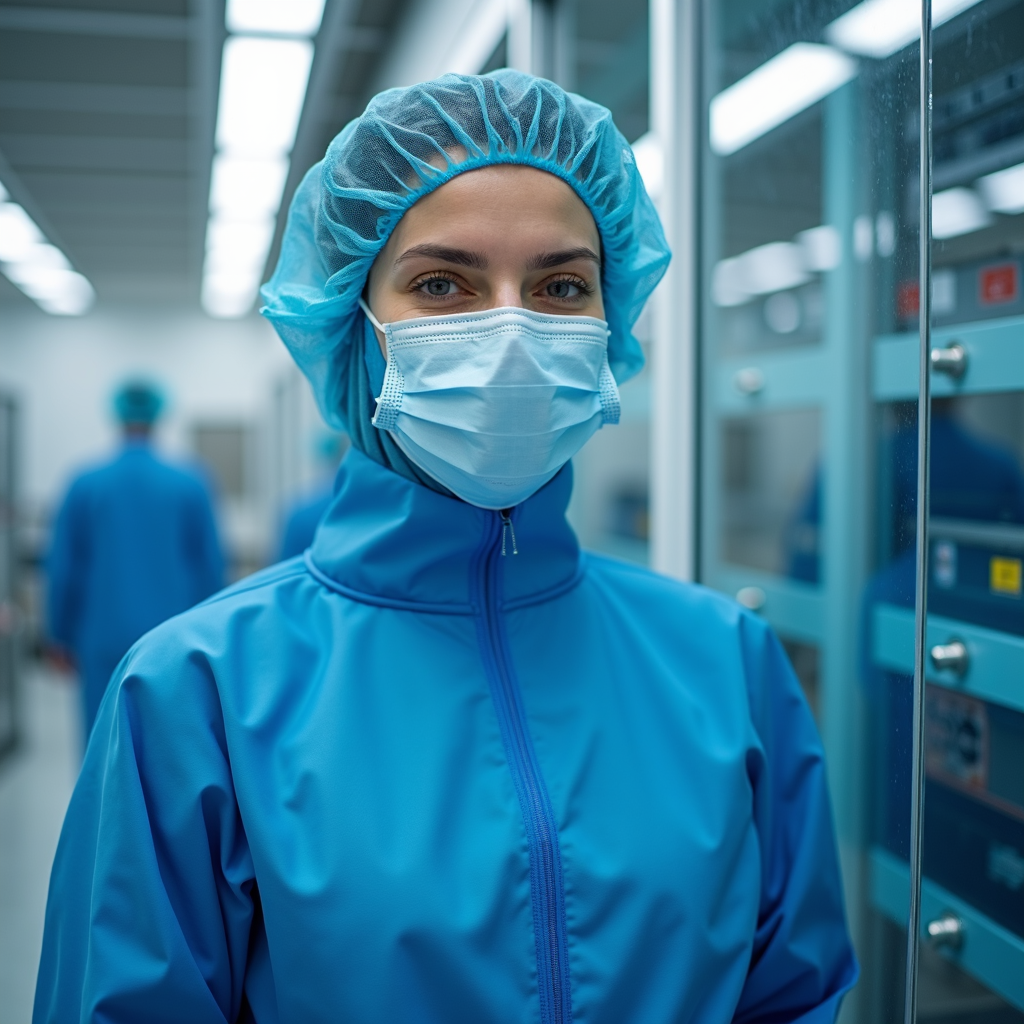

left=904, top=1, right=934, bottom=1018
left=649, top=0, right=699, bottom=582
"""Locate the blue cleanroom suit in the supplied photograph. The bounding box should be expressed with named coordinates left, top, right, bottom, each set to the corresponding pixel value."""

left=47, top=440, right=224, bottom=733
left=36, top=449, right=857, bottom=1024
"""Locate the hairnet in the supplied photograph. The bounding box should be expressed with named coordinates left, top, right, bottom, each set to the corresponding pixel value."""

left=113, top=380, right=164, bottom=425
left=260, top=69, right=671, bottom=432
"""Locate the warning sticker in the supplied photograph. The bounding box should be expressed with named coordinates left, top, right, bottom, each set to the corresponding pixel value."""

left=991, top=557, right=1023, bottom=596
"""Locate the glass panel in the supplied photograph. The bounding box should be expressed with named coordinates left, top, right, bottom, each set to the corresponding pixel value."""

left=917, top=0, right=1024, bottom=1011
left=700, top=0, right=924, bottom=1018
left=560, top=0, right=651, bottom=564
left=719, top=408, right=821, bottom=580
left=779, top=635, right=821, bottom=720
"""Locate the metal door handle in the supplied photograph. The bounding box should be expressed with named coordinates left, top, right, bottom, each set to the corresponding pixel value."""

left=929, top=639, right=969, bottom=676
left=930, top=342, right=968, bottom=378
left=925, top=912, right=964, bottom=951
left=734, top=367, right=764, bottom=395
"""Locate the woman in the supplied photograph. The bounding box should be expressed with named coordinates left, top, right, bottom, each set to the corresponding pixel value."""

left=35, top=71, right=856, bottom=1024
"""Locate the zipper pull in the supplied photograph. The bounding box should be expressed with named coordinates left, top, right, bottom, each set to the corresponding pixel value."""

left=499, top=509, right=518, bottom=557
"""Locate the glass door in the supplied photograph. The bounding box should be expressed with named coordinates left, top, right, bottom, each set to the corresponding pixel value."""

left=908, top=0, right=1024, bottom=1012
left=692, top=0, right=1024, bottom=1017
left=696, top=0, right=921, bottom=1018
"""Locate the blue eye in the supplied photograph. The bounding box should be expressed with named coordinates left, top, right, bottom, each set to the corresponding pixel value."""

left=421, top=277, right=458, bottom=296
left=546, top=280, right=581, bottom=299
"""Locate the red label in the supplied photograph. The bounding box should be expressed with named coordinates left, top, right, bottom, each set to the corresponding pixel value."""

left=979, top=263, right=1019, bottom=305
left=897, top=280, right=919, bottom=318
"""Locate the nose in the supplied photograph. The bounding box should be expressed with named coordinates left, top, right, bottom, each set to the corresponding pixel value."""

left=492, top=279, right=525, bottom=309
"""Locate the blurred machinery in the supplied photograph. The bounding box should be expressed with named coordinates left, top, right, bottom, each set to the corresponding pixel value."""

left=699, top=0, right=1023, bottom=1016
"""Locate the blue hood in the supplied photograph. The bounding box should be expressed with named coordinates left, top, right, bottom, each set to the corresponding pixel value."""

left=308, top=449, right=580, bottom=611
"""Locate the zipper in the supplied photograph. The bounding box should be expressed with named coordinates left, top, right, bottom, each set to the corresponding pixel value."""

left=477, top=511, right=572, bottom=1024
left=500, top=508, right=518, bottom=556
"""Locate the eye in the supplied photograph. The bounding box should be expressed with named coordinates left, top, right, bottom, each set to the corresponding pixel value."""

left=543, top=277, right=589, bottom=300
left=416, top=275, right=462, bottom=297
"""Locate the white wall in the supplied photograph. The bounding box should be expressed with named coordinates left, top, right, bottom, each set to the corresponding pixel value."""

left=0, top=306, right=291, bottom=513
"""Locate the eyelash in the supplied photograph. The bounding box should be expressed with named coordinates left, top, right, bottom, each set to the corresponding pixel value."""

left=410, top=270, right=594, bottom=298
left=411, top=271, right=462, bottom=294
left=545, top=273, right=592, bottom=297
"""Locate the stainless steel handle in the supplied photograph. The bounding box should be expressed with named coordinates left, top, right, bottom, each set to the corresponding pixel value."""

left=930, top=342, right=968, bottom=378
left=736, top=586, right=766, bottom=611
left=929, top=639, right=969, bottom=676
left=925, top=912, right=964, bottom=951
left=734, top=367, right=764, bottom=395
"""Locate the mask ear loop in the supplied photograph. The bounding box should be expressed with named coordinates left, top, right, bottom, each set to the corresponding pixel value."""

left=358, top=296, right=386, bottom=333
left=360, top=298, right=405, bottom=431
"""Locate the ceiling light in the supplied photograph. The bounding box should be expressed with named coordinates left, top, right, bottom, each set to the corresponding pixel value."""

left=977, top=162, right=1024, bottom=215
left=205, top=217, right=275, bottom=265
left=742, top=241, right=810, bottom=294
left=631, top=132, right=663, bottom=202
left=202, top=275, right=259, bottom=319
left=210, top=155, right=289, bottom=217
left=710, top=44, right=857, bottom=155
left=226, top=0, right=325, bottom=37
left=797, top=225, right=841, bottom=271
left=932, top=187, right=990, bottom=238
left=825, top=0, right=984, bottom=59
left=0, top=190, right=94, bottom=314
left=216, top=36, right=314, bottom=157
left=0, top=202, right=45, bottom=262
left=13, top=242, right=72, bottom=272
left=4, top=265, right=95, bottom=313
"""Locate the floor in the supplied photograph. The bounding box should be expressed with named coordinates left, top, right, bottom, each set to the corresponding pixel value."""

left=0, top=666, right=79, bottom=1024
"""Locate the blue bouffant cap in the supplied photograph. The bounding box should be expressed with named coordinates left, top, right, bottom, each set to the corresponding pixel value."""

left=113, top=380, right=164, bottom=425
left=260, top=69, right=671, bottom=431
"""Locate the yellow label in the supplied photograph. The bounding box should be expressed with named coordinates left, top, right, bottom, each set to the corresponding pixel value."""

left=990, top=557, right=1022, bottom=596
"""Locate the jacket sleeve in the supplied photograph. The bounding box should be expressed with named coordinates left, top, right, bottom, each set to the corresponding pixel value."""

left=33, top=638, right=255, bottom=1024
left=46, top=479, right=88, bottom=651
left=733, top=616, right=859, bottom=1024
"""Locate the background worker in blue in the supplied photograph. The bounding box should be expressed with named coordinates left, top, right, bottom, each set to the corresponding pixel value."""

left=36, top=72, right=857, bottom=1023
left=46, top=381, right=224, bottom=737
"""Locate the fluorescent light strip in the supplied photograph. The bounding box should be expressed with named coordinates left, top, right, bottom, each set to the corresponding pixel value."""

left=978, top=162, right=1024, bottom=215
left=202, top=22, right=317, bottom=318
left=713, top=226, right=842, bottom=307
left=710, top=44, right=857, bottom=156
left=226, top=0, right=325, bottom=37
left=932, top=187, right=990, bottom=239
left=0, top=189, right=95, bottom=315
left=826, top=0, right=985, bottom=59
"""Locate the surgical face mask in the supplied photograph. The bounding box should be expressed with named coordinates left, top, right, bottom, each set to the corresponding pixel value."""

left=359, top=299, right=620, bottom=510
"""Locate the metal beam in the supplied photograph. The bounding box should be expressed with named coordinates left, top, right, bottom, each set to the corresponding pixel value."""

left=0, top=7, right=196, bottom=39
left=0, top=135, right=189, bottom=173
left=261, top=0, right=361, bottom=288
left=186, top=0, right=224, bottom=300
left=0, top=81, right=190, bottom=117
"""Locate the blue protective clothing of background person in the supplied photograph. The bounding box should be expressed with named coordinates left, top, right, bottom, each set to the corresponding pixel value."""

left=35, top=448, right=856, bottom=1024
left=46, top=440, right=224, bottom=734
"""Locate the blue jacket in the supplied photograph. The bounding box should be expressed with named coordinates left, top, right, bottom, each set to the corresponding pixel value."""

left=36, top=450, right=856, bottom=1023
left=47, top=441, right=224, bottom=731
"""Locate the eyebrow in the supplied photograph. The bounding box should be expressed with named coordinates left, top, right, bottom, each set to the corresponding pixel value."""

left=394, top=244, right=487, bottom=269
left=526, top=247, right=602, bottom=271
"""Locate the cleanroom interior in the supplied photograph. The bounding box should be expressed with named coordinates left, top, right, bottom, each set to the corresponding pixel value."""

left=1, top=0, right=1022, bottom=1020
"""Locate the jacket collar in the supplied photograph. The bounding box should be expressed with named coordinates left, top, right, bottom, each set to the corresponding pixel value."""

left=308, top=449, right=582, bottom=612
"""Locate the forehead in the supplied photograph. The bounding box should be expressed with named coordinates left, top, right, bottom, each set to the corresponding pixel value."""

left=391, top=164, right=600, bottom=246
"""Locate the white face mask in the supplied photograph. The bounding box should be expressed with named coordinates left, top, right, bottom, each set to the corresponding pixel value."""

left=360, top=300, right=620, bottom=510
